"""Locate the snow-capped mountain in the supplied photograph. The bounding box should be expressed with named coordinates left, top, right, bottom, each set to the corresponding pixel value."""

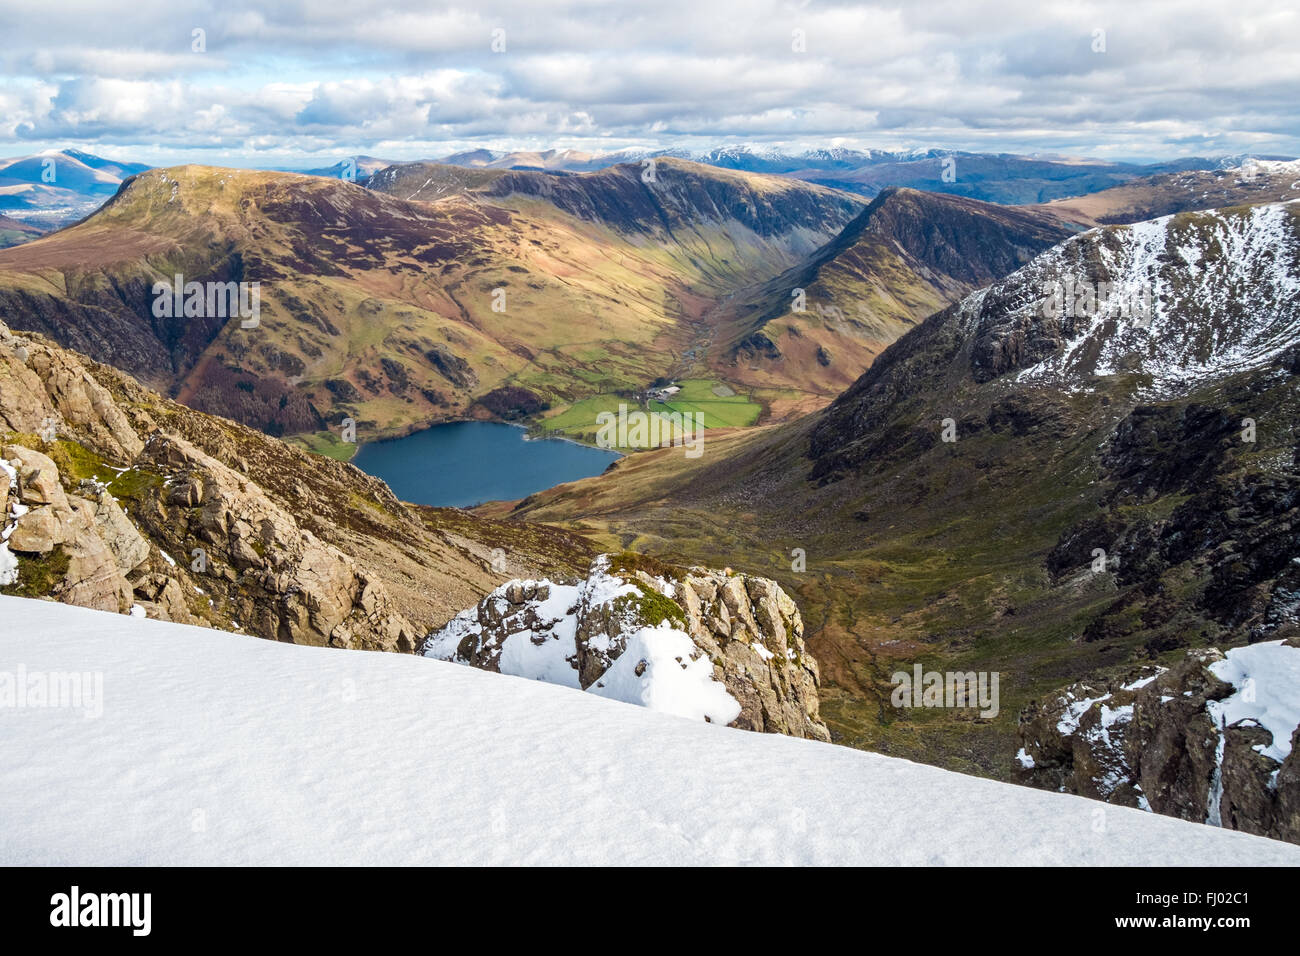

left=0, top=148, right=149, bottom=227
left=961, top=200, right=1300, bottom=395
left=3, top=595, right=1298, bottom=865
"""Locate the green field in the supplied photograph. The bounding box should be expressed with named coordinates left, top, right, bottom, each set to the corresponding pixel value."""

left=540, top=378, right=761, bottom=447
left=649, top=379, right=761, bottom=429
left=290, top=430, right=358, bottom=461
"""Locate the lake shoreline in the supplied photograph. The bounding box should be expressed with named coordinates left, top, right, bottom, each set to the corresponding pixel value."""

left=349, top=420, right=622, bottom=509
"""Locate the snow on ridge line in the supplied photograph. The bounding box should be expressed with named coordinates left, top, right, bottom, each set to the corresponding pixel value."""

left=956, top=200, right=1300, bottom=394
left=2, top=595, right=1298, bottom=866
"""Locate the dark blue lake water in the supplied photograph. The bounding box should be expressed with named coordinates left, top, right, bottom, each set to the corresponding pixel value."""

left=351, top=421, right=620, bottom=508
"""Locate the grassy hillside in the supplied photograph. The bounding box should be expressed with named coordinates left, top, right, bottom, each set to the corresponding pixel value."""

left=0, top=162, right=863, bottom=447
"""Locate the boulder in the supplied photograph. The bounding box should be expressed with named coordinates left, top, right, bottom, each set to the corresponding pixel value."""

left=424, top=555, right=830, bottom=741
left=59, top=526, right=133, bottom=613
left=8, top=506, right=67, bottom=553
left=79, top=480, right=150, bottom=572
left=4, top=445, right=69, bottom=510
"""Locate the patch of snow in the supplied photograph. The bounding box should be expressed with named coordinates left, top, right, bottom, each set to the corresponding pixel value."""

left=0, top=542, right=17, bottom=587
left=1056, top=692, right=1111, bottom=735
left=590, top=624, right=740, bottom=725
left=1123, top=672, right=1162, bottom=691
left=1208, top=640, right=1300, bottom=764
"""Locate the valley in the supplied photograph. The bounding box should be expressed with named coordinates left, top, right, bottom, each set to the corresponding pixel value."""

left=0, top=156, right=1087, bottom=463
left=491, top=199, right=1300, bottom=797
left=3, top=145, right=1299, bottom=850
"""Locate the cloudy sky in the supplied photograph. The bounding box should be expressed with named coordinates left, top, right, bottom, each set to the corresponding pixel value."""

left=0, top=0, right=1296, bottom=166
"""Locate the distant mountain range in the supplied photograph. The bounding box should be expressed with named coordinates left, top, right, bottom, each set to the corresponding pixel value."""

left=0, top=148, right=150, bottom=236
left=416, top=145, right=1286, bottom=205
left=1, top=145, right=1294, bottom=249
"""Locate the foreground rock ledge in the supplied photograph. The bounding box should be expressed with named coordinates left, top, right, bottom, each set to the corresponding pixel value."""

left=422, top=554, right=831, bottom=741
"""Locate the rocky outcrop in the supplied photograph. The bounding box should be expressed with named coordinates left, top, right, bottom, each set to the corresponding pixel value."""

left=1, top=318, right=569, bottom=651
left=422, top=554, right=830, bottom=741
left=1, top=444, right=137, bottom=613
left=1016, top=642, right=1300, bottom=845
left=128, top=432, right=417, bottom=651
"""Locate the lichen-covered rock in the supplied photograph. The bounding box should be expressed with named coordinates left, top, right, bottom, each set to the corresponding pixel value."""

left=422, top=554, right=830, bottom=740
left=79, top=480, right=150, bottom=573
left=0, top=322, right=142, bottom=461
left=0, top=448, right=134, bottom=612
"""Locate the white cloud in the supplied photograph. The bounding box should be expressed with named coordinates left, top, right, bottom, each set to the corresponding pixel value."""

left=0, top=0, right=1294, bottom=161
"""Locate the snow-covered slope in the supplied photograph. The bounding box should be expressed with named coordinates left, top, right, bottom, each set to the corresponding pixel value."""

left=2, top=597, right=1297, bottom=865
left=963, top=200, right=1300, bottom=395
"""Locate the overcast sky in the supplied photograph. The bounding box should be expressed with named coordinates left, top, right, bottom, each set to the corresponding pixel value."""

left=0, top=0, right=1296, bottom=166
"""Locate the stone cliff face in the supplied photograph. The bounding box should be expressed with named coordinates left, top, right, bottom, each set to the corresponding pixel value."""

left=0, top=319, right=592, bottom=647
left=1016, top=642, right=1300, bottom=845
left=423, top=554, right=831, bottom=740
left=0, top=320, right=417, bottom=648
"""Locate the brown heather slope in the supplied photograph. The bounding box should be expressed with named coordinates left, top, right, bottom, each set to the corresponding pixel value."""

left=705, top=187, right=1074, bottom=401
left=496, top=201, right=1300, bottom=781
left=0, top=161, right=863, bottom=445
left=0, top=215, right=43, bottom=250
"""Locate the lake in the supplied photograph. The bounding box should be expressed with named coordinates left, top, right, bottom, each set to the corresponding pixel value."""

left=351, top=421, right=621, bottom=508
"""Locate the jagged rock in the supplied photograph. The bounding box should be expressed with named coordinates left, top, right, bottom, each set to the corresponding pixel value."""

left=132, top=433, right=417, bottom=652
left=4, top=445, right=69, bottom=510
left=1125, top=650, right=1233, bottom=823
left=424, top=555, right=830, bottom=741
left=60, top=524, right=133, bottom=614
left=0, top=322, right=142, bottom=461
left=1017, top=644, right=1300, bottom=846
left=79, top=480, right=150, bottom=573
left=0, top=447, right=134, bottom=611
left=676, top=568, right=826, bottom=740
left=1219, top=723, right=1281, bottom=837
